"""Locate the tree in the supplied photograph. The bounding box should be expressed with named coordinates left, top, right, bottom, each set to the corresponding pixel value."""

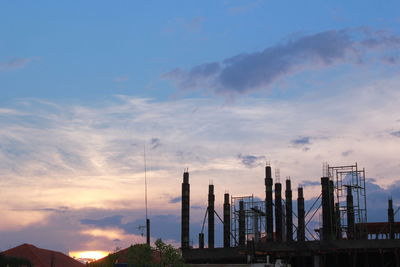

left=154, top=238, right=184, bottom=266
left=127, top=244, right=153, bottom=266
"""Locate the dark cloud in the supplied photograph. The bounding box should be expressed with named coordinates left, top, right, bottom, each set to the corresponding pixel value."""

left=165, top=28, right=400, bottom=95
left=390, top=131, right=400, bottom=137
left=291, top=137, right=311, bottom=145
left=382, top=55, right=399, bottom=64
left=341, top=150, right=353, bottom=157
left=169, top=196, right=181, bottom=204
left=300, top=180, right=320, bottom=187
left=11, top=206, right=69, bottom=213
left=150, top=138, right=161, bottom=150
left=80, top=215, right=123, bottom=228
left=237, top=154, right=265, bottom=168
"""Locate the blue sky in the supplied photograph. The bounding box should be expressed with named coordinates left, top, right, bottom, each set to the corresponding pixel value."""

left=1, top=0, right=399, bottom=102
left=1, top=0, right=400, bottom=258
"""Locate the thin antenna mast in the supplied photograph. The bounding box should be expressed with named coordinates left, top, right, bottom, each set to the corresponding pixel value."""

left=143, top=140, right=150, bottom=245
left=144, top=141, right=148, bottom=221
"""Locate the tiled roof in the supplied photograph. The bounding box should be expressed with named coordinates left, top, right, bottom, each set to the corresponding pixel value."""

left=1, top=243, right=85, bottom=267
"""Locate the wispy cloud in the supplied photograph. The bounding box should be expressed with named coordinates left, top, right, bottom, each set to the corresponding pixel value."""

left=150, top=138, right=161, bottom=150
left=390, top=130, right=400, bottom=137
left=114, top=75, right=129, bottom=83
left=238, top=154, right=265, bottom=168
left=291, top=137, right=311, bottom=145
left=0, top=57, right=37, bottom=71
left=228, top=0, right=264, bottom=15
left=163, top=16, right=205, bottom=35
left=169, top=196, right=181, bottom=204
left=165, top=28, right=400, bottom=95
left=1, top=73, right=400, bottom=250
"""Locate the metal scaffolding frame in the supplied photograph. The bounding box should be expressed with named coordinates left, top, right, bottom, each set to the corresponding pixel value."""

left=327, top=163, right=368, bottom=239
left=231, top=195, right=266, bottom=246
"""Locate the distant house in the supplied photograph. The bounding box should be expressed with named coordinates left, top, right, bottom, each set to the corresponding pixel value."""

left=91, top=245, right=161, bottom=266
left=1, top=243, right=85, bottom=267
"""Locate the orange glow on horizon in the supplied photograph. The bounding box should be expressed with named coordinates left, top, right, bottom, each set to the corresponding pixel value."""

left=69, top=250, right=109, bottom=262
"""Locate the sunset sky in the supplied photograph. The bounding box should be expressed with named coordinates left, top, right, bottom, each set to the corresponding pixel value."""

left=1, top=0, right=400, bottom=256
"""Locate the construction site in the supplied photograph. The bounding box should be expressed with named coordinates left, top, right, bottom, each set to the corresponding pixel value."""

left=180, top=163, right=400, bottom=267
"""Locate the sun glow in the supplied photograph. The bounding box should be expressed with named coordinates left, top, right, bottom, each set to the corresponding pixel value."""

left=69, top=250, right=109, bottom=262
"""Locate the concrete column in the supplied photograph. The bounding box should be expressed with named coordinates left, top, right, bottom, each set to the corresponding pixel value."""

left=223, top=193, right=231, bottom=247
left=239, top=200, right=246, bottom=246
left=321, top=177, right=333, bottom=240
left=181, top=171, right=190, bottom=249
left=297, top=187, right=305, bottom=242
left=389, top=198, right=395, bottom=239
left=198, top=233, right=204, bottom=249
left=275, top=182, right=283, bottom=242
left=265, top=165, right=274, bottom=242
left=286, top=179, right=293, bottom=241
left=208, top=184, right=215, bottom=248
left=346, top=186, right=355, bottom=240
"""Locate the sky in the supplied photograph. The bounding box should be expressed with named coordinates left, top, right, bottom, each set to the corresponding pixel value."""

left=1, top=0, right=400, bottom=258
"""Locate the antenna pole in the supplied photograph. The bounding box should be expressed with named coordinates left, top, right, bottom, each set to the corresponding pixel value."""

left=144, top=140, right=150, bottom=245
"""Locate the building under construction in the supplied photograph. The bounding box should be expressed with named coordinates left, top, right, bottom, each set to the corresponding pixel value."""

left=180, top=163, right=400, bottom=267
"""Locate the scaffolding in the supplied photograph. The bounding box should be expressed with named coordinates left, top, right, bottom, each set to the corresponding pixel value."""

left=231, top=195, right=266, bottom=246
left=328, top=163, right=368, bottom=238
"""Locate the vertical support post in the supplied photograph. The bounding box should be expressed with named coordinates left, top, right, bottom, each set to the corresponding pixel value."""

left=265, top=165, right=274, bottom=241
left=181, top=171, right=190, bottom=249
left=208, top=184, right=215, bottom=248
left=199, top=233, right=204, bottom=249
left=254, top=212, right=260, bottom=243
left=297, top=187, right=305, bottom=242
left=275, top=182, right=283, bottom=242
left=286, top=179, right=293, bottom=241
left=329, top=180, right=336, bottom=238
left=389, top=198, right=395, bottom=239
left=321, top=177, right=333, bottom=240
left=223, top=193, right=231, bottom=247
left=335, top=203, right=342, bottom=240
left=347, top=186, right=355, bottom=240
left=239, top=200, right=246, bottom=246
left=146, top=219, right=150, bottom=245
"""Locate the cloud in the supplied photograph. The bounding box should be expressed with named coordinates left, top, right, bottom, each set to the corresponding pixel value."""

left=169, top=196, right=181, bottom=204
left=341, top=150, right=353, bottom=157
left=150, top=138, right=161, bottom=150
left=299, top=180, right=320, bottom=187
left=165, top=28, right=400, bottom=95
left=1, top=73, right=400, bottom=250
left=291, top=137, right=311, bottom=145
left=80, top=215, right=123, bottom=228
left=0, top=57, right=36, bottom=71
left=228, top=0, right=264, bottom=15
left=163, top=16, right=205, bottom=35
left=390, top=131, right=400, bottom=137
left=114, top=75, right=129, bottom=83
left=238, top=154, right=266, bottom=168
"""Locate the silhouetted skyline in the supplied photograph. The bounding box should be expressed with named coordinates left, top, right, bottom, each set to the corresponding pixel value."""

left=0, top=0, right=399, bottom=256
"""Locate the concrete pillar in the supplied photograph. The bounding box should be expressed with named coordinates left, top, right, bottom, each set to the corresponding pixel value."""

left=297, top=187, right=305, bottom=242
left=223, top=193, right=231, bottom=247
left=275, top=182, right=283, bottom=242
left=208, top=184, right=215, bottom=248
left=389, top=198, right=395, bottom=239
left=346, top=186, right=355, bottom=240
left=239, top=200, right=246, bottom=246
left=321, top=177, right=333, bottom=240
left=181, top=171, right=190, bottom=249
left=265, top=165, right=274, bottom=241
left=198, top=233, right=204, bottom=249
left=286, top=179, right=293, bottom=241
